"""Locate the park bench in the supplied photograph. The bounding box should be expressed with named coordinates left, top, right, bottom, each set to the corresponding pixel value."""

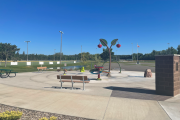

left=57, top=75, right=90, bottom=90
left=37, top=67, right=47, bottom=72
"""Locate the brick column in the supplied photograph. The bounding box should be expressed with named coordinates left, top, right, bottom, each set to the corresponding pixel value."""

left=155, top=54, right=180, bottom=96
left=173, top=56, right=180, bottom=96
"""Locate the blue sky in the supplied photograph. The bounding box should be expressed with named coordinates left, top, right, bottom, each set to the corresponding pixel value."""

left=0, top=0, right=179, bottom=55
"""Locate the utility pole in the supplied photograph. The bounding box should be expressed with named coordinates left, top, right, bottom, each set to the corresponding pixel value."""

left=131, top=43, right=133, bottom=61
left=54, top=49, right=56, bottom=61
left=59, top=31, right=63, bottom=64
left=81, top=45, right=82, bottom=61
left=24, top=41, right=31, bottom=61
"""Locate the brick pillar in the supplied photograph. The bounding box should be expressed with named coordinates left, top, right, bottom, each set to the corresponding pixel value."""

left=155, top=54, right=180, bottom=96
left=173, top=55, right=180, bottom=96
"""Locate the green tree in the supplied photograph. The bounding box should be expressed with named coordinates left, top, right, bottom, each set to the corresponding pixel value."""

left=177, top=45, right=180, bottom=54
left=1, top=43, right=20, bottom=67
left=170, top=47, right=178, bottom=54
left=95, top=54, right=102, bottom=66
left=81, top=52, right=88, bottom=66
left=100, top=48, right=114, bottom=61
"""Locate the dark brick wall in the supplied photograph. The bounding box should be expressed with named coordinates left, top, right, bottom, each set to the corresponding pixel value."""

left=155, top=55, right=180, bottom=96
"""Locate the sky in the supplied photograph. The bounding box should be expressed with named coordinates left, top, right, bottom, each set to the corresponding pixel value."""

left=0, top=0, right=180, bottom=55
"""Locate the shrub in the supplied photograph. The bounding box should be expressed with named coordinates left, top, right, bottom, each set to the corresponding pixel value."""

left=49, top=116, right=57, bottom=120
left=39, top=117, right=48, bottom=120
left=0, top=110, right=23, bottom=120
left=39, top=116, right=57, bottom=120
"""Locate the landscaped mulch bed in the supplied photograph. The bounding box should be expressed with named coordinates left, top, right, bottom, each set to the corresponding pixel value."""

left=0, top=103, right=94, bottom=120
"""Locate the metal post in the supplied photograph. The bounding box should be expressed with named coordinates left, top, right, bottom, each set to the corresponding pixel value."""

left=60, top=75, right=62, bottom=89
left=81, top=45, right=82, bottom=61
left=83, top=76, right=85, bottom=90
left=60, top=33, right=62, bottom=63
left=98, top=68, right=100, bottom=79
left=131, top=43, right=133, bottom=61
left=27, top=42, right=28, bottom=61
left=71, top=76, right=73, bottom=90
left=59, top=31, right=63, bottom=64
left=54, top=49, right=56, bottom=61
left=24, top=41, right=31, bottom=61
left=137, top=43, right=138, bottom=64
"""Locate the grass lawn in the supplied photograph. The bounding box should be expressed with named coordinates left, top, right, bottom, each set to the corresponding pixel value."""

left=0, top=61, right=97, bottom=73
left=0, top=60, right=155, bottom=73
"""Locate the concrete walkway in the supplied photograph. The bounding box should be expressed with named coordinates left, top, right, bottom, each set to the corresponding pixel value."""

left=0, top=70, right=179, bottom=120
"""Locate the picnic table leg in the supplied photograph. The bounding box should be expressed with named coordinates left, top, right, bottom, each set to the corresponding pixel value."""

left=61, top=82, right=62, bottom=89
left=71, top=76, right=73, bottom=90
left=0, top=71, right=2, bottom=78
left=60, top=75, right=62, bottom=89
left=72, top=83, right=74, bottom=90
left=6, top=72, right=9, bottom=77
left=83, top=76, right=85, bottom=90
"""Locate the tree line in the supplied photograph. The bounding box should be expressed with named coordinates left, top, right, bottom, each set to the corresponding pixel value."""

left=0, top=42, right=180, bottom=63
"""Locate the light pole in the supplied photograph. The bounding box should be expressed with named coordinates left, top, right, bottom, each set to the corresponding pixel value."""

left=54, top=49, right=56, bottom=61
left=81, top=45, right=82, bottom=61
left=137, top=43, right=139, bottom=64
left=59, top=31, right=63, bottom=64
left=24, top=41, right=31, bottom=61
left=131, top=43, right=133, bottom=61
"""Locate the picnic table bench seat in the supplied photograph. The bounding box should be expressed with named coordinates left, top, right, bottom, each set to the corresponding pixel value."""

left=57, top=75, right=89, bottom=90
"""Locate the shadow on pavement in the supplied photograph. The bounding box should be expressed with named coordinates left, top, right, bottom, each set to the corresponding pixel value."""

left=128, top=75, right=144, bottom=78
left=104, top=86, right=172, bottom=101
left=44, top=86, right=81, bottom=90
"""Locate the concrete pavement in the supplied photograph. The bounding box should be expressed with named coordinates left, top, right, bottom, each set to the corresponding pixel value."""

left=0, top=70, right=179, bottom=120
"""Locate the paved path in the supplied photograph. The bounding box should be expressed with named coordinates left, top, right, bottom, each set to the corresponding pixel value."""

left=0, top=70, right=179, bottom=120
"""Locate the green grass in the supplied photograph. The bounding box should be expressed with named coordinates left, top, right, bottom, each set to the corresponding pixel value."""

left=0, top=60, right=155, bottom=73
left=139, top=64, right=155, bottom=67
left=0, top=61, right=97, bottom=73
left=0, top=61, right=75, bottom=66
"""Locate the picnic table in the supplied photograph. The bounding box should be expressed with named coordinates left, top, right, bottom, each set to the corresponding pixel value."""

left=0, top=69, right=17, bottom=77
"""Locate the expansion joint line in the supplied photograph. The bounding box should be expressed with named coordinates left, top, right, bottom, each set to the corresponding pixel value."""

left=102, top=86, right=114, bottom=120
left=157, top=101, right=172, bottom=120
